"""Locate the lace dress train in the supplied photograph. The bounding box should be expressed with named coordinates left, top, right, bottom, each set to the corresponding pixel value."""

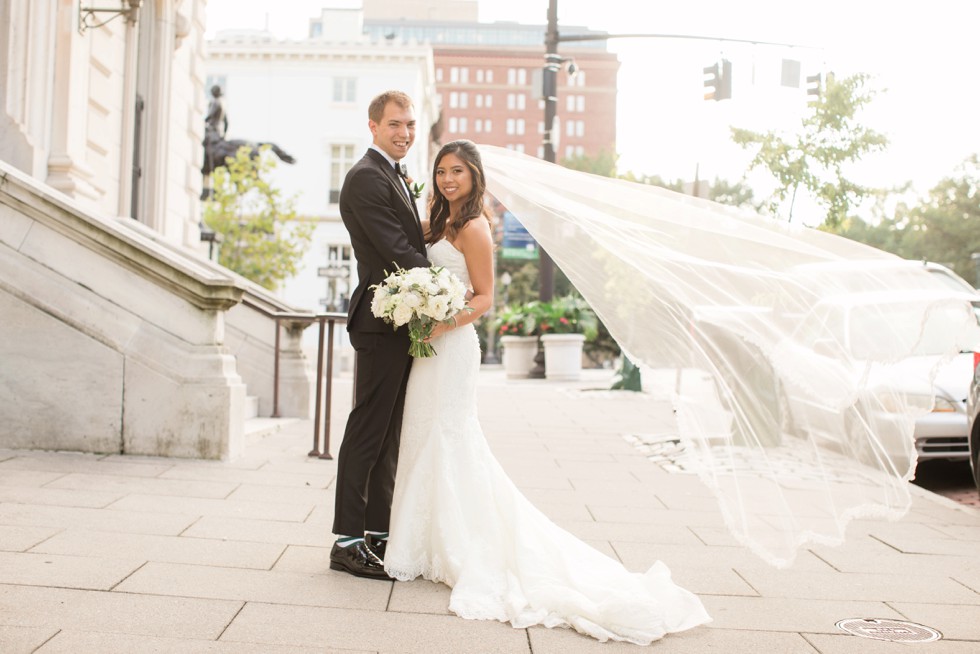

left=385, top=240, right=710, bottom=645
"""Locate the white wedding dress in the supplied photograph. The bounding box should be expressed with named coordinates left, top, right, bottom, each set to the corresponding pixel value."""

left=384, top=240, right=711, bottom=645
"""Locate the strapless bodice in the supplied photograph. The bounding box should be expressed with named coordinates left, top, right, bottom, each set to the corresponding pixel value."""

left=427, top=240, right=470, bottom=286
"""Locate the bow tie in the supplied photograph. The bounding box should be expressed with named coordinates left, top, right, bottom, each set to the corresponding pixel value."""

left=395, top=162, right=408, bottom=178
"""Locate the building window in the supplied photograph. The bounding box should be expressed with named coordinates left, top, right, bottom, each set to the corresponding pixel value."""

left=485, top=94, right=493, bottom=108
left=517, top=93, right=526, bottom=110
left=329, top=144, right=355, bottom=203
left=538, top=121, right=544, bottom=134
left=451, top=67, right=459, bottom=83
left=476, top=69, right=484, bottom=83
left=566, top=95, right=576, bottom=112
left=475, top=94, right=483, bottom=108
left=449, top=117, right=459, bottom=133
left=486, top=69, right=494, bottom=83
left=460, top=67, right=469, bottom=83
left=566, top=121, right=575, bottom=137
left=516, top=118, right=525, bottom=135
left=506, top=118, right=515, bottom=135
left=460, top=92, right=468, bottom=109
left=449, top=92, right=459, bottom=108
left=507, top=94, right=515, bottom=110
left=565, top=145, right=574, bottom=159
left=436, top=68, right=444, bottom=82
left=537, top=145, right=544, bottom=158
left=475, top=119, right=483, bottom=133
left=507, top=68, right=516, bottom=85
left=518, top=69, right=527, bottom=85
left=459, top=117, right=468, bottom=133
left=574, top=71, right=586, bottom=87
left=515, top=144, right=525, bottom=153
left=333, top=78, right=356, bottom=103
left=576, top=121, right=584, bottom=137
left=577, top=95, right=585, bottom=112
left=484, top=119, right=492, bottom=133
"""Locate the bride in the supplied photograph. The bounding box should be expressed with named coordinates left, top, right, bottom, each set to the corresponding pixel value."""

left=382, top=140, right=711, bottom=645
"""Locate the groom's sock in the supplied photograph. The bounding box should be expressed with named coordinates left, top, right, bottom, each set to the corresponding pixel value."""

left=335, top=535, right=363, bottom=548
left=365, top=530, right=388, bottom=542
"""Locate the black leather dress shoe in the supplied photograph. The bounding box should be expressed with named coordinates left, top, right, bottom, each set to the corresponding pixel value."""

left=329, top=540, right=389, bottom=580
left=364, top=533, right=387, bottom=562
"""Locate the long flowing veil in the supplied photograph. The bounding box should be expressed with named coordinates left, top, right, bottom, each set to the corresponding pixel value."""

left=481, top=145, right=979, bottom=567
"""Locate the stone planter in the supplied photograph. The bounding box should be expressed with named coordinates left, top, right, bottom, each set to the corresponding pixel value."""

left=541, top=333, right=586, bottom=381
left=500, top=335, right=539, bottom=379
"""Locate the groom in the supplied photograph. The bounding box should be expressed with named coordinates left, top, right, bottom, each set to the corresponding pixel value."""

left=330, top=90, right=429, bottom=579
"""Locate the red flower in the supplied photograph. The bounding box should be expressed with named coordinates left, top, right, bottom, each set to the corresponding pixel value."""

left=559, top=317, right=569, bottom=324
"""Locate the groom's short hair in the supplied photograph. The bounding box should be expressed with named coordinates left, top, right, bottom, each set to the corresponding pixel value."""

left=368, top=91, right=413, bottom=123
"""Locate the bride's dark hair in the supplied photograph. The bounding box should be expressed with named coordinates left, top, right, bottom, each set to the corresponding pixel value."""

left=427, top=140, right=492, bottom=244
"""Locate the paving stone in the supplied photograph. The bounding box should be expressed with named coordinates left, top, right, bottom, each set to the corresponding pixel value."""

left=0, top=525, right=61, bottom=552
left=116, top=561, right=390, bottom=610
left=271, top=545, right=329, bottom=573
left=0, top=551, right=142, bottom=590
left=183, top=516, right=331, bottom=547
left=0, top=584, right=241, bottom=639
left=0, top=486, right=122, bottom=508
left=888, top=602, right=980, bottom=640
left=44, top=472, right=238, bottom=499
left=34, top=630, right=348, bottom=653
left=587, top=504, right=726, bottom=526
left=612, top=541, right=831, bottom=573
left=735, top=568, right=979, bottom=603
left=803, top=633, right=979, bottom=653
left=0, top=469, right=65, bottom=487
left=32, top=529, right=285, bottom=569
left=0, top=625, right=60, bottom=654
left=702, top=596, right=904, bottom=633
left=106, top=493, right=313, bottom=522
left=227, top=484, right=333, bottom=507
left=0, top=503, right=195, bottom=536
left=528, top=625, right=819, bottom=653
left=387, top=578, right=453, bottom=615
left=158, top=466, right=332, bottom=488
left=0, top=455, right=173, bottom=478
left=220, top=601, right=530, bottom=653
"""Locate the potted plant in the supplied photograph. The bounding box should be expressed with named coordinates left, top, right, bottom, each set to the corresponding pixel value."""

left=537, top=296, right=598, bottom=381
left=495, top=305, right=538, bottom=378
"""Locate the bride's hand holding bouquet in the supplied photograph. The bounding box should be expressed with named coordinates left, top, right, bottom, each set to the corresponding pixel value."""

left=370, top=264, right=471, bottom=357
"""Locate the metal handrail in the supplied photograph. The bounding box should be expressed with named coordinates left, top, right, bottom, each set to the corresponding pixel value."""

left=240, top=297, right=347, bottom=459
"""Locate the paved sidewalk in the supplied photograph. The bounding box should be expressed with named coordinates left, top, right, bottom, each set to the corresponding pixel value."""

left=1, top=367, right=978, bottom=653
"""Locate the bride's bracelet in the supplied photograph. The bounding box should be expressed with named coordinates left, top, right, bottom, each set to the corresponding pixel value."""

left=451, top=315, right=458, bottom=328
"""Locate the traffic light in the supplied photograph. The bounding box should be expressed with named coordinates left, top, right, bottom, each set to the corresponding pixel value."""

left=806, top=73, right=822, bottom=103
left=703, top=59, right=732, bottom=101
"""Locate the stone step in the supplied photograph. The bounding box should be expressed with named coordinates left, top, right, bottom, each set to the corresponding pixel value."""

left=244, top=395, right=259, bottom=420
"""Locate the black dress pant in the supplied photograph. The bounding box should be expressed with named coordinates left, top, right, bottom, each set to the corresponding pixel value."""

left=332, top=329, right=413, bottom=537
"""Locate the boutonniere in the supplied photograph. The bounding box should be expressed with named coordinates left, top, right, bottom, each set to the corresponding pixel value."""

left=410, top=181, right=425, bottom=200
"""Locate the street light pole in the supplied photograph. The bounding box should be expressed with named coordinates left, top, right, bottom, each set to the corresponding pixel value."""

left=538, top=0, right=560, bottom=303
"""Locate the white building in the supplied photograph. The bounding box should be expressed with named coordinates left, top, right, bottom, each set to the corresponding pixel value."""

left=205, top=6, right=438, bottom=322
left=0, top=1, right=318, bottom=459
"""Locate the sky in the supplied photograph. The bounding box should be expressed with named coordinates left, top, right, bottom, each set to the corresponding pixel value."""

left=205, top=0, right=980, bottom=224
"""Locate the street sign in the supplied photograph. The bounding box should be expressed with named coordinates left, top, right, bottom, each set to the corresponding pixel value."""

left=500, top=211, right=538, bottom=260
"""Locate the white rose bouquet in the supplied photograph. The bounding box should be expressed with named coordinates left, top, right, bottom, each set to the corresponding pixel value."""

left=370, top=264, right=470, bottom=357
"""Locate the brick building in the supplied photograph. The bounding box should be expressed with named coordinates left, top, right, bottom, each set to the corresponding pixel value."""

left=353, top=3, right=621, bottom=162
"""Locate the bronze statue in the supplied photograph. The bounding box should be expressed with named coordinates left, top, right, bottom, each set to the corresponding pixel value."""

left=201, top=85, right=296, bottom=200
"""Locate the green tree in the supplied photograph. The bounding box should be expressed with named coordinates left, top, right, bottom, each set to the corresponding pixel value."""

left=841, top=155, right=980, bottom=284
left=203, top=146, right=313, bottom=290
left=732, top=73, right=889, bottom=227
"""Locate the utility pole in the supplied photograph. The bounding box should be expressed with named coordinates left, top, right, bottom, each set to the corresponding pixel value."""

left=538, top=0, right=560, bottom=303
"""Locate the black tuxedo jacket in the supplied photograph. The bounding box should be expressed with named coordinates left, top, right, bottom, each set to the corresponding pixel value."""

left=340, top=149, right=430, bottom=332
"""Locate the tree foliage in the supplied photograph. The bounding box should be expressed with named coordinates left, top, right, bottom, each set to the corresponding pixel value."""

left=203, top=146, right=313, bottom=291
left=840, top=155, right=980, bottom=285
left=732, top=73, right=889, bottom=227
